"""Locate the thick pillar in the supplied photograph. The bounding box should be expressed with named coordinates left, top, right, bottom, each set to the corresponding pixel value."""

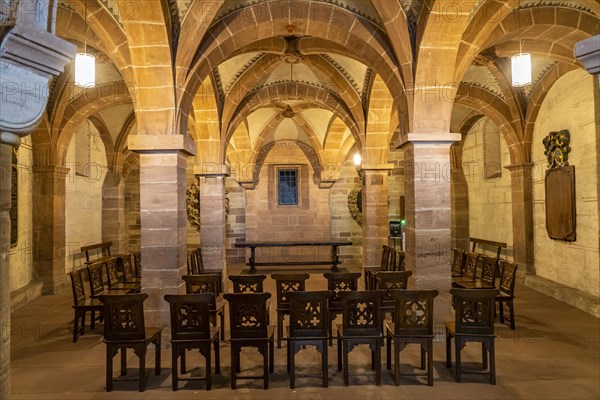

left=0, top=144, right=12, bottom=398
left=400, top=134, right=461, bottom=325
left=32, top=165, right=70, bottom=294
left=129, top=135, right=195, bottom=330
left=194, top=165, right=229, bottom=280
left=102, top=174, right=127, bottom=254
left=359, top=164, right=394, bottom=269
left=505, top=164, right=535, bottom=274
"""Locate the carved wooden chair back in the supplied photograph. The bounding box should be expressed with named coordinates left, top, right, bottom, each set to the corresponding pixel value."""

left=132, top=251, right=142, bottom=277
left=323, top=272, right=361, bottom=308
left=87, top=261, right=107, bottom=296
left=480, top=256, right=498, bottom=287
left=498, top=260, right=518, bottom=295
left=104, top=257, right=122, bottom=287
left=287, top=291, right=332, bottom=339
left=451, top=288, right=499, bottom=335
left=380, top=245, right=392, bottom=270
left=463, top=251, right=480, bottom=280
left=99, top=293, right=148, bottom=341
left=70, top=268, right=87, bottom=305
left=164, top=293, right=213, bottom=341
left=119, top=253, right=136, bottom=281
left=340, top=290, right=386, bottom=337
left=391, top=289, right=438, bottom=336
left=451, top=248, right=465, bottom=276
left=182, top=274, right=220, bottom=308
left=271, top=273, right=310, bottom=310
left=187, top=248, right=204, bottom=275
left=224, top=292, right=271, bottom=339
left=375, top=271, right=412, bottom=306
left=229, top=274, right=266, bottom=293
left=393, top=250, right=406, bottom=271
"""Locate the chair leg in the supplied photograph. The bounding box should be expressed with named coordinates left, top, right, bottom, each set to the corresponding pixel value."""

left=482, top=342, right=488, bottom=369
left=106, top=346, right=113, bottom=392
left=394, top=341, right=400, bottom=386
left=427, top=339, right=434, bottom=386
left=269, top=338, right=274, bottom=373
left=454, top=339, right=462, bottom=383
left=214, top=339, right=221, bottom=374
left=375, top=342, right=382, bottom=386
left=155, top=337, right=161, bottom=375
left=171, top=346, right=178, bottom=391
left=337, top=336, right=342, bottom=371
left=220, top=311, right=225, bottom=340
left=73, top=310, right=80, bottom=343
left=508, top=300, right=515, bottom=330
left=289, top=341, right=295, bottom=389
left=386, top=334, right=392, bottom=370
left=206, top=344, right=212, bottom=391
left=322, top=340, right=329, bottom=388
left=420, top=345, right=426, bottom=370
left=499, top=300, right=505, bottom=323
left=90, top=310, right=96, bottom=329
left=181, top=349, right=186, bottom=374
left=230, top=344, right=237, bottom=390
left=342, top=341, right=349, bottom=386
left=277, top=311, right=283, bottom=349
left=489, top=338, right=496, bottom=385
left=445, top=330, right=452, bottom=368
left=138, top=347, right=146, bottom=392
left=263, top=343, right=269, bottom=390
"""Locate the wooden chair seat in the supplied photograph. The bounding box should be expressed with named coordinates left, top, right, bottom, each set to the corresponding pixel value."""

left=454, top=256, right=498, bottom=290
left=86, top=262, right=132, bottom=299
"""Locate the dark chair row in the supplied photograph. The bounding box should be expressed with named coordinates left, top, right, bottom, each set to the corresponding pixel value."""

left=450, top=248, right=519, bottom=329
left=364, top=245, right=406, bottom=290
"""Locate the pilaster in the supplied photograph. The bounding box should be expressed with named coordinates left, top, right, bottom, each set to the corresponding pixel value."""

left=0, top=144, right=12, bottom=398
left=102, top=173, right=127, bottom=254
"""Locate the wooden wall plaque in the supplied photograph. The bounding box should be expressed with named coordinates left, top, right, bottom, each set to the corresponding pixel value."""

left=545, top=165, right=576, bottom=241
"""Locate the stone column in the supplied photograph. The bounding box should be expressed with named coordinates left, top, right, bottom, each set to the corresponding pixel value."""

left=400, top=133, right=461, bottom=325
left=32, top=165, right=70, bottom=294
left=505, top=164, right=535, bottom=274
left=129, top=135, right=195, bottom=330
left=450, top=142, right=470, bottom=250
left=359, top=164, right=394, bottom=269
left=0, top=144, right=12, bottom=398
left=102, top=174, right=127, bottom=254
left=194, top=164, right=229, bottom=281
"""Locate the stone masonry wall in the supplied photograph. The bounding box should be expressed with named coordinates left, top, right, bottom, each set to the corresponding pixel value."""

left=65, top=122, right=107, bottom=271
left=463, top=118, right=514, bottom=259
left=531, top=70, right=599, bottom=297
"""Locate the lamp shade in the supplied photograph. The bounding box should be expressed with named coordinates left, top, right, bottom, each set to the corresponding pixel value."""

left=511, top=53, right=532, bottom=87
left=353, top=152, right=361, bottom=166
left=74, top=53, right=96, bottom=88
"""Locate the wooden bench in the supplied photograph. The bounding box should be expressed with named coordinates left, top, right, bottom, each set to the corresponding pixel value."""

left=234, top=241, right=352, bottom=273
left=81, top=241, right=114, bottom=264
left=469, top=237, right=507, bottom=260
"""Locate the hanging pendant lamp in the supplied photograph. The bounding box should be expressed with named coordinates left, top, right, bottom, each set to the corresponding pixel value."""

left=75, top=1, right=96, bottom=87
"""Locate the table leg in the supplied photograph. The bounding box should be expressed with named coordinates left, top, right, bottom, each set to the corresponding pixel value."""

left=249, top=246, right=257, bottom=273
left=331, top=245, right=340, bottom=272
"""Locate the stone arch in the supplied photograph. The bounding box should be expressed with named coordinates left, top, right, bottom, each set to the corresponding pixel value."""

left=192, top=76, right=222, bottom=164
left=364, top=74, right=395, bottom=164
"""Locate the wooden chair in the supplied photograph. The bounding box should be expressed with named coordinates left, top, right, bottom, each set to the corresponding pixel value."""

left=364, top=245, right=392, bottom=290
left=323, top=271, right=361, bottom=345
left=385, top=289, right=439, bottom=386
left=187, top=247, right=223, bottom=293
left=182, top=274, right=226, bottom=340
left=271, top=273, right=310, bottom=348
left=391, top=250, right=406, bottom=271
left=104, top=257, right=140, bottom=292
left=452, top=251, right=480, bottom=284
left=375, top=270, right=412, bottom=321
left=118, top=253, right=141, bottom=284
left=455, top=256, right=497, bottom=289
left=87, top=262, right=131, bottom=298
left=224, top=292, right=274, bottom=390
left=336, top=290, right=386, bottom=386
left=98, top=293, right=162, bottom=392
left=132, top=251, right=142, bottom=278
left=69, top=268, right=103, bottom=342
left=450, top=248, right=465, bottom=277
left=496, top=260, right=518, bottom=330
left=445, top=288, right=499, bottom=384
left=228, top=274, right=266, bottom=293
left=286, top=291, right=332, bottom=388
left=164, top=293, right=220, bottom=391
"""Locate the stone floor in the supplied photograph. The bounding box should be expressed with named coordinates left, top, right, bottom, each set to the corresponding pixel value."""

left=9, top=265, right=600, bottom=400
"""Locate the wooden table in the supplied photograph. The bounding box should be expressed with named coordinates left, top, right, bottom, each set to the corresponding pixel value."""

left=234, top=241, right=352, bottom=273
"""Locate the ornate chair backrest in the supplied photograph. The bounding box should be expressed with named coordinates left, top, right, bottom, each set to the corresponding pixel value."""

left=133, top=251, right=142, bottom=277
left=498, top=260, right=518, bottom=295
left=182, top=274, right=220, bottom=308
left=393, top=250, right=406, bottom=271
left=375, top=271, right=412, bottom=302
left=119, top=253, right=135, bottom=280
left=271, top=273, right=310, bottom=310
left=463, top=251, right=480, bottom=280
left=87, top=261, right=106, bottom=296
left=229, top=274, right=266, bottom=293
left=380, top=245, right=391, bottom=270
left=391, top=289, right=438, bottom=336
left=480, top=256, right=498, bottom=287
left=104, top=256, right=122, bottom=287
left=287, top=291, right=332, bottom=338
left=164, top=293, right=213, bottom=341
left=451, top=288, right=499, bottom=335
left=451, top=248, right=465, bottom=276
left=224, top=293, right=271, bottom=339
left=340, top=290, right=386, bottom=337
left=99, top=293, right=148, bottom=341
left=70, top=269, right=87, bottom=305
left=323, top=272, right=361, bottom=307
left=186, top=248, right=204, bottom=275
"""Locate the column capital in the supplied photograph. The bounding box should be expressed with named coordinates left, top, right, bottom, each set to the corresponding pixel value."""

left=504, top=163, right=535, bottom=172
left=194, top=163, right=231, bottom=177
left=128, top=134, right=196, bottom=156
left=397, top=133, right=462, bottom=149
left=356, top=163, right=395, bottom=173
left=574, top=35, right=600, bottom=77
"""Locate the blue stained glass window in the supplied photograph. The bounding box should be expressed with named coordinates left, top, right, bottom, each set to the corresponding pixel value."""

left=278, top=169, right=298, bottom=205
